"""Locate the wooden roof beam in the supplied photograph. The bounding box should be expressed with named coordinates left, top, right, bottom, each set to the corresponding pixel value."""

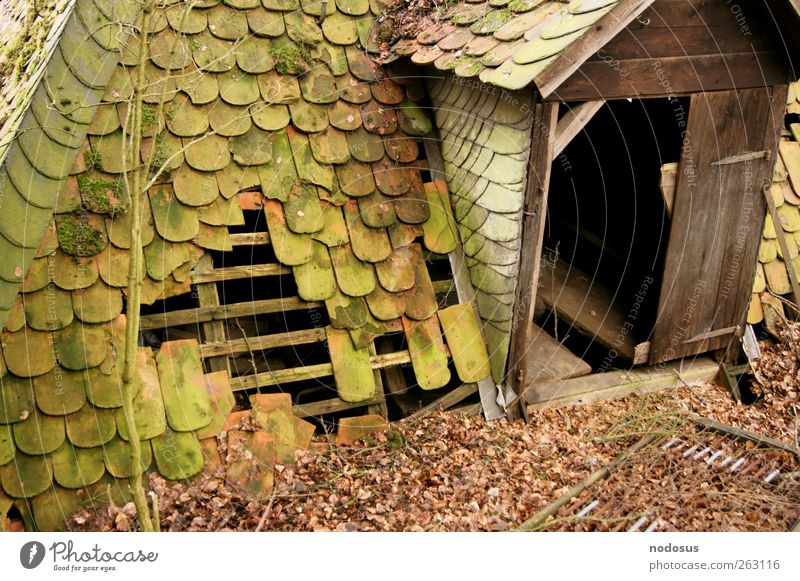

left=534, top=0, right=657, bottom=99
left=551, top=100, right=605, bottom=161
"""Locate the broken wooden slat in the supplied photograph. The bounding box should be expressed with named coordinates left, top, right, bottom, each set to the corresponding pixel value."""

left=552, top=100, right=605, bottom=160
left=405, top=383, right=478, bottom=421
left=199, top=327, right=327, bottom=358
left=524, top=357, right=719, bottom=409
left=229, top=232, right=270, bottom=246
left=190, top=263, right=290, bottom=284
left=293, top=395, right=387, bottom=419
left=194, top=254, right=230, bottom=375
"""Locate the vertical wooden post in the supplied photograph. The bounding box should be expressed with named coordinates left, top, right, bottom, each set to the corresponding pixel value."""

left=195, top=254, right=232, bottom=376
left=506, top=101, right=560, bottom=421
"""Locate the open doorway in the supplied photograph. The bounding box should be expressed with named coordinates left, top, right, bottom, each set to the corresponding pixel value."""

left=535, top=97, right=688, bottom=372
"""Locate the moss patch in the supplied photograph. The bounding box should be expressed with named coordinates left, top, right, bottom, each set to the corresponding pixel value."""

left=57, top=213, right=106, bottom=257
left=78, top=175, right=128, bottom=218
left=83, top=145, right=103, bottom=172
left=268, top=39, right=310, bottom=75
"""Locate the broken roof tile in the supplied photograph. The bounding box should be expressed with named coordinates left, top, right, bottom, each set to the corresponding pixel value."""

left=326, top=290, right=370, bottom=329
left=156, top=340, right=213, bottom=432
left=116, top=348, right=167, bottom=441
left=312, top=201, right=350, bottom=246
left=293, top=240, right=337, bottom=301
left=402, top=315, right=451, bottom=390
left=438, top=303, right=491, bottom=382
left=327, top=325, right=376, bottom=401
left=284, top=182, right=325, bottom=233
left=152, top=430, right=204, bottom=479
left=344, top=199, right=392, bottom=263
left=375, top=246, right=417, bottom=292
left=148, top=184, right=200, bottom=242
left=330, top=243, right=377, bottom=296
left=264, top=199, right=314, bottom=265
left=404, top=244, right=438, bottom=320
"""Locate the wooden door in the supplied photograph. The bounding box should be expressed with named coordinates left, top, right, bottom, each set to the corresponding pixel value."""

left=649, top=86, right=787, bottom=364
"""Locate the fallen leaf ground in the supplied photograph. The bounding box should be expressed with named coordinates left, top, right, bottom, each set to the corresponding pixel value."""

left=74, top=332, right=799, bottom=532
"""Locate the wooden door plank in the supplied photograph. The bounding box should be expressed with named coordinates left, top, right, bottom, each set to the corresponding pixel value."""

left=524, top=323, right=592, bottom=389
left=506, top=101, right=559, bottom=421
left=650, top=85, right=789, bottom=364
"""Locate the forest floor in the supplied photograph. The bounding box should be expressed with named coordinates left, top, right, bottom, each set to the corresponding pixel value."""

left=75, top=328, right=800, bottom=532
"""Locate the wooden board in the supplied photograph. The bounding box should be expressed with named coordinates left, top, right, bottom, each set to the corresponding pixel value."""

left=650, top=86, right=788, bottom=363
left=525, top=357, right=719, bottom=409
left=537, top=257, right=648, bottom=364
left=505, top=101, right=559, bottom=420
left=549, top=0, right=794, bottom=101
left=524, top=323, right=592, bottom=390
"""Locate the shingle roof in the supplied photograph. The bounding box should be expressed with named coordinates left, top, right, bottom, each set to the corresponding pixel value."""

left=1, top=0, right=492, bottom=529
left=387, top=0, right=621, bottom=91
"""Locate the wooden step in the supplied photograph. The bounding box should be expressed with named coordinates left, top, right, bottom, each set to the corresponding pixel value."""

left=537, top=258, right=650, bottom=364
left=525, top=323, right=592, bottom=390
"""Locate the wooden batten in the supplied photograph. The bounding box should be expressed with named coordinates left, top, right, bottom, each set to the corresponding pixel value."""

left=552, top=101, right=605, bottom=161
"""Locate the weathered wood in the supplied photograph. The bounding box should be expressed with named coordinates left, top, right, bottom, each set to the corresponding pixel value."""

left=375, top=337, right=415, bottom=415
left=195, top=255, right=230, bottom=375
left=200, top=327, right=327, bottom=358
left=506, top=101, right=559, bottom=422
left=293, top=395, right=387, bottom=419
left=650, top=85, right=788, bottom=364
left=404, top=383, right=478, bottom=422
left=659, top=162, right=678, bottom=217
left=423, top=134, right=504, bottom=420
left=552, top=52, right=790, bottom=101
left=229, top=232, right=270, bottom=246
left=763, top=182, right=800, bottom=306
left=552, top=101, right=605, bottom=160
left=689, top=414, right=800, bottom=459
left=230, top=351, right=413, bottom=391
left=537, top=257, right=646, bottom=364
left=517, top=433, right=659, bottom=531
left=367, top=342, right=389, bottom=418
left=535, top=0, right=658, bottom=98
left=524, top=323, right=592, bottom=396
left=524, top=357, right=719, bottom=409
left=190, top=263, right=290, bottom=284
left=139, top=279, right=454, bottom=331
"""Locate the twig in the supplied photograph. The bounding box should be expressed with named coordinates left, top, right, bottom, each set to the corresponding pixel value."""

left=517, top=433, right=658, bottom=531
left=255, top=488, right=278, bottom=532
left=689, top=414, right=800, bottom=459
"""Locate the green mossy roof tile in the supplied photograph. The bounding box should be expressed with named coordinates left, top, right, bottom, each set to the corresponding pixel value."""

left=23, top=286, right=73, bottom=331
left=343, top=199, right=392, bottom=263
left=208, top=3, right=250, bottom=39
left=156, top=340, right=213, bottom=432
left=230, top=125, right=274, bottom=166
left=176, top=65, right=220, bottom=104
left=4, top=153, right=66, bottom=213
left=0, top=374, right=35, bottom=424
left=293, top=240, right=337, bottom=301
left=152, top=430, right=204, bottom=479
left=149, top=28, right=193, bottom=70
left=312, top=201, right=350, bottom=246
left=102, top=435, right=153, bottom=479
left=321, top=11, right=359, bottom=45
left=51, top=441, right=105, bottom=489
left=33, top=369, right=86, bottom=416
left=105, top=203, right=155, bottom=250
left=360, top=100, right=398, bottom=135
left=30, top=485, right=82, bottom=531
left=165, top=94, right=209, bottom=137
left=346, top=127, right=385, bottom=163
left=165, top=3, right=209, bottom=34
left=0, top=425, right=13, bottom=466
left=329, top=243, right=377, bottom=297
left=0, top=452, right=52, bottom=498
left=46, top=47, right=106, bottom=124
left=195, top=371, right=235, bottom=440
left=65, top=403, right=116, bottom=448
left=250, top=102, right=290, bottom=131
left=247, top=7, right=286, bottom=36
left=264, top=0, right=300, bottom=10
left=71, top=280, right=123, bottom=324
left=375, top=244, right=419, bottom=293
left=84, top=366, right=123, bottom=409
left=289, top=102, right=330, bottom=133
left=198, top=195, right=246, bottom=226
left=365, top=282, right=405, bottom=321
left=54, top=321, right=107, bottom=371
left=421, top=181, right=459, bottom=254
left=335, top=160, right=376, bottom=197
left=309, top=127, right=351, bottom=165
left=358, top=190, right=397, bottom=228
left=30, top=89, right=86, bottom=149
left=438, top=303, right=491, bottom=382
left=326, top=290, right=369, bottom=329
left=402, top=315, right=451, bottom=390
left=191, top=30, right=237, bottom=72
left=235, top=36, right=275, bottom=74
left=183, top=134, right=232, bottom=171
left=217, top=164, right=260, bottom=200
left=264, top=199, right=313, bottom=264
left=143, top=238, right=191, bottom=281
left=12, top=407, right=65, bottom=455
left=218, top=69, right=262, bottom=106
left=2, top=328, right=55, bottom=377
left=148, top=184, right=200, bottom=242
left=284, top=182, right=325, bottom=233
left=336, top=72, right=372, bottom=104
left=327, top=325, right=376, bottom=401
left=328, top=100, right=363, bottom=131
left=346, top=45, right=383, bottom=81
left=284, top=10, right=324, bottom=44
left=286, top=128, right=337, bottom=190
left=115, top=348, right=167, bottom=441
left=299, top=68, right=339, bottom=104
left=404, top=243, right=438, bottom=320
left=2, top=298, right=26, bottom=332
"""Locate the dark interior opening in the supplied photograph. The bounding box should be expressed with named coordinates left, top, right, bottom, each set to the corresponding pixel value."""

left=540, top=97, right=688, bottom=368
